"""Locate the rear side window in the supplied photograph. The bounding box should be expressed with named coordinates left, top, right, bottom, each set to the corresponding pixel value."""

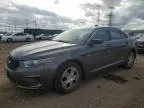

left=110, top=29, right=126, bottom=40
left=92, top=29, right=109, bottom=41
left=23, top=33, right=27, bottom=35
left=15, top=33, right=21, bottom=36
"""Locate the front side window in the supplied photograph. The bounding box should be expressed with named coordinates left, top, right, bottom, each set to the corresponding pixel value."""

left=14, top=33, right=21, bottom=36
left=92, top=29, right=109, bottom=41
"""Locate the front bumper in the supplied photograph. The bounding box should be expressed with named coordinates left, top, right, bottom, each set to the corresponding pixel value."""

left=5, top=64, right=57, bottom=90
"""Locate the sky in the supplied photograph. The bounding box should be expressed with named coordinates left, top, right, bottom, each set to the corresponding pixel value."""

left=0, top=0, right=144, bottom=32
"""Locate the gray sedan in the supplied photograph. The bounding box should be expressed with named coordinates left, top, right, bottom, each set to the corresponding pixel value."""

left=5, top=27, right=136, bottom=94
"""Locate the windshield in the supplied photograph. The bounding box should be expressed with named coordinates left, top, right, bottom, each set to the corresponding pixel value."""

left=53, top=28, right=94, bottom=44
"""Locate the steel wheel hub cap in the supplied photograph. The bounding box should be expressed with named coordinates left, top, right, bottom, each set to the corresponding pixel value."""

left=61, top=67, right=79, bottom=90
left=128, top=54, right=134, bottom=66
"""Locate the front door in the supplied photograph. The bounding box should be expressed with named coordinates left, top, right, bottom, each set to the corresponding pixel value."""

left=82, top=28, right=114, bottom=72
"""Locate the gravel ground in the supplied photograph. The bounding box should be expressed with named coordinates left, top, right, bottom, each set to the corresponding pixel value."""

left=0, top=43, right=144, bottom=108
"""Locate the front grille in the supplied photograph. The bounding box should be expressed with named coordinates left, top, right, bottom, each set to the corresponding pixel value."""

left=17, top=77, right=41, bottom=87
left=7, top=56, right=19, bottom=70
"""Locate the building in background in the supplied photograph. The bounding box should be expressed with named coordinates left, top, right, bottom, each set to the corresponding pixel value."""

left=24, top=28, right=64, bottom=36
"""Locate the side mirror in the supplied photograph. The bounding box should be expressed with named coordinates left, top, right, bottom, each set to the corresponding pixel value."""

left=89, top=39, right=103, bottom=45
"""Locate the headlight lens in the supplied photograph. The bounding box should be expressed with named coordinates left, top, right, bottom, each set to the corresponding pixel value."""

left=24, top=58, right=54, bottom=68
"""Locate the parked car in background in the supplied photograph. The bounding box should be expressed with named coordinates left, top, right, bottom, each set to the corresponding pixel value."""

left=48, top=34, right=59, bottom=40
left=53, top=34, right=58, bottom=37
left=5, top=27, right=136, bottom=94
left=2, top=33, right=12, bottom=37
left=1, top=33, right=13, bottom=41
left=0, top=33, right=4, bottom=41
left=135, top=34, right=144, bottom=52
left=1, top=33, right=34, bottom=42
left=35, top=34, right=52, bottom=40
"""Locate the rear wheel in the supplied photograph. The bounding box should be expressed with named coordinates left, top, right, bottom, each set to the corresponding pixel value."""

left=121, top=52, right=135, bottom=69
left=26, top=38, right=31, bottom=42
left=7, top=38, right=12, bottom=43
left=55, top=62, right=82, bottom=94
left=39, top=37, right=42, bottom=40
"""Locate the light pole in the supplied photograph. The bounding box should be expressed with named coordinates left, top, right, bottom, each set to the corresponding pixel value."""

left=96, top=4, right=101, bottom=26
left=108, top=6, right=114, bottom=26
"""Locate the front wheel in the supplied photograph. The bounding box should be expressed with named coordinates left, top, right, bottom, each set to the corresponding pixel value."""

left=7, top=38, right=12, bottom=43
left=121, top=52, right=135, bottom=69
left=55, top=62, right=82, bottom=94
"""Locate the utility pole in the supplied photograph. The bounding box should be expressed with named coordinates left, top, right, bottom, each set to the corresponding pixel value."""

left=0, top=24, right=1, bottom=33
left=15, top=25, right=16, bottom=33
left=108, top=6, right=114, bottom=26
left=32, top=16, right=37, bottom=29
left=96, top=4, right=101, bottom=26
left=34, top=20, right=37, bottom=29
left=33, top=18, right=37, bottom=37
left=8, top=24, right=11, bottom=33
left=14, top=22, right=16, bottom=33
left=26, top=19, right=29, bottom=28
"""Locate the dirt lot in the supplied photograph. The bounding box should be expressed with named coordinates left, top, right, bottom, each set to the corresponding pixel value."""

left=0, top=42, right=144, bottom=108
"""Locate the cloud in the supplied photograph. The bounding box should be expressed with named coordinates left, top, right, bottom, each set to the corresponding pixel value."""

left=80, top=3, right=101, bottom=10
left=85, top=11, right=95, bottom=17
left=54, top=0, right=59, bottom=4
left=113, top=0, right=144, bottom=28
left=124, top=0, right=144, bottom=5
left=1, top=0, right=144, bottom=31
left=12, top=2, right=58, bottom=18
left=0, top=1, right=74, bottom=30
left=102, top=0, right=121, bottom=7
left=80, top=3, right=109, bottom=25
left=80, top=0, right=144, bottom=29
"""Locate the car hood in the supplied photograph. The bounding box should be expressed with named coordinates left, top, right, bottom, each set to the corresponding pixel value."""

left=10, top=41, right=76, bottom=60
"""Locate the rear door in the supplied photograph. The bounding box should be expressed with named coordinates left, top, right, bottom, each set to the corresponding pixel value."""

left=108, top=28, right=129, bottom=62
left=19, top=33, right=27, bottom=41
left=13, top=33, right=21, bottom=41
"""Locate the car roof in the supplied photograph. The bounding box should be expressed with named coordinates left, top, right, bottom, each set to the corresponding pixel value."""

left=73, top=27, right=121, bottom=31
left=96, top=26, right=121, bottom=30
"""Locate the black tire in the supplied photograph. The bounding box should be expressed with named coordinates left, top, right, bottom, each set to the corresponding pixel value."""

left=26, top=38, right=31, bottom=42
left=39, top=37, right=42, bottom=40
left=121, top=52, right=135, bottom=69
left=7, top=38, right=12, bottom=43
left=55, top=62, right=82, bottom=94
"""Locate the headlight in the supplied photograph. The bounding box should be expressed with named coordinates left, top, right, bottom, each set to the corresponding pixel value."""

left=24, top=58, right=54, bottom=68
